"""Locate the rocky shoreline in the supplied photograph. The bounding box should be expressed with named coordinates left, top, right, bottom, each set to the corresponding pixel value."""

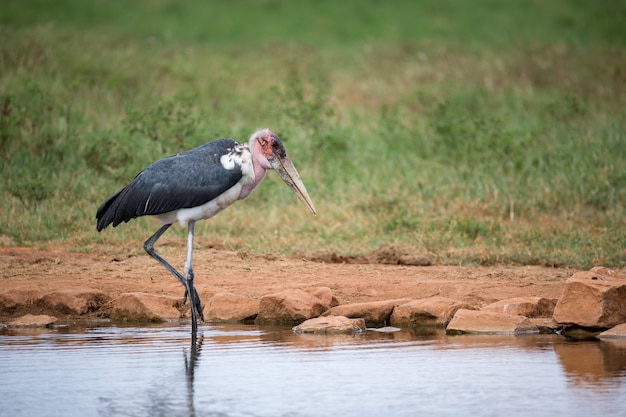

left=2, top=266, right=625, bottom=341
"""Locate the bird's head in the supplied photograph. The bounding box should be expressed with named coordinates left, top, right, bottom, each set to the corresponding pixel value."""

left=250, top=129, right=317, bottom=216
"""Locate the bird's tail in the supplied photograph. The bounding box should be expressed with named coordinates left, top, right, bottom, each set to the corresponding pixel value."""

left=96, top=191, right=119, bottom=231
left=96, top=186, right=136, bottom=231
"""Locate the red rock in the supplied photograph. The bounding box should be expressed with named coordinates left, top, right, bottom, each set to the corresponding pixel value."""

left=110, top=292, right=181, bottom=322
left=390, top=296, right=475, bottom=327
left=553, top=267, right=626, bottom=329
left=39, top=288, right=111, bottom=315
left=293, top=316, right=366, bottom=334
left=597, top=323, right=626, bottom=339
left=255, top=287, right=336, bottom=324
left=0, top=287, right=43, bottom=313
left=529, top=317, right=560, bottom=333
left=205, top=292, right=259, bottom=322
left=308, top=287, right=339, bottom=308
left=481, top=297, right=556, bottom=318
left=323, top=299, right=411, bottom=325
left=8, top=314, right=57, bottom=327
left=446, top=309, right=539, bottom=334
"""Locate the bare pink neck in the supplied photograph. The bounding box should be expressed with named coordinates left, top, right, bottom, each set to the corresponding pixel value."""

left=239, top=140, right=269, bottom=200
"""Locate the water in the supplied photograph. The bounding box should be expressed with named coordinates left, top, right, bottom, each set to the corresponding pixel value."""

left=1, top=324, right=625, bottom=417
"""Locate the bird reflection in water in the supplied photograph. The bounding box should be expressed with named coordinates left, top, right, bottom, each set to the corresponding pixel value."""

left=184, top=332, right=203, bottom=417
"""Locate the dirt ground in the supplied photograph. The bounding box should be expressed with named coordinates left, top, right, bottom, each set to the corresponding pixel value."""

left=1, top=240, right=594, bottom=318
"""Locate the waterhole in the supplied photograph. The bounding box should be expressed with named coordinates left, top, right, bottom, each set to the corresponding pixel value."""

left=1, top=324, right=624, bottom=417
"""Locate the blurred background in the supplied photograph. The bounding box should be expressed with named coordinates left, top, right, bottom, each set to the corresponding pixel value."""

left=0, top=0, right=624, bottom=267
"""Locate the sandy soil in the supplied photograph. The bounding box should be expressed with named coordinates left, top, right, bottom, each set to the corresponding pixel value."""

left=0, top=241, right=587, bottom=317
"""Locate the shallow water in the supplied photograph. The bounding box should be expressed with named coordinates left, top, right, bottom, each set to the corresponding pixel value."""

left=1, top=324, right=625, bottom=417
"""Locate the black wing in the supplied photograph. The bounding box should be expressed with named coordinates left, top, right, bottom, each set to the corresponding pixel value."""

left=96, top=138, right=243, bottom=231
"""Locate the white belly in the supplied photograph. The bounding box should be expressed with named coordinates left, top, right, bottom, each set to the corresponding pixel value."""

left=156, top=182, right=243, bottom=227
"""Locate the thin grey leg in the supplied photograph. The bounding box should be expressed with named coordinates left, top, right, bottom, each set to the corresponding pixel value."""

left=184, top=221, right=203, bottom=333
left=143, top=223, right=203, bottom=333
left=143, top=224, right=186, bottom=286
left=184, top=221, right=204, bottom=322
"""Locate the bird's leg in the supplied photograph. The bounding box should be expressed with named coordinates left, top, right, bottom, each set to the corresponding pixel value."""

left=144, top=224, right=186, bottom=287
left=144, top=224, right=202, bottom=333
left=184, top=221, right=205, bottom=332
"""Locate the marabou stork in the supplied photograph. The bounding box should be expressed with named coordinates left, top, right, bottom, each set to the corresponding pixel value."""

left=96, top=129, right=316, bottom=333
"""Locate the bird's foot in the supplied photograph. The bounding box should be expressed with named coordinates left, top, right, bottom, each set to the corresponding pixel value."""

left=182, top=286, right=204, bottom=322
left=193, top=286, right=205, bottom=322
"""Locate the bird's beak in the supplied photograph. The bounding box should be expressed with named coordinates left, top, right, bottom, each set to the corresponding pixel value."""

left=270, top=155, right=317, bottom=216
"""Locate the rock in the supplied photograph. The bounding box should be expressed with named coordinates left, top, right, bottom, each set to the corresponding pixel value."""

left=293, top=316, right=366, bottom=334
left=481, top=297, right=557, bottom=318
left=446, top=309, right=539, bottom=335
left=255, top=287, right=337, bottom=325
left=308, top=287, right=339, bottom=308
left=390, top=296, right=475, bottom=327
left=369, top=326, right=402, bottom=333
left=39, top=288, right=111, bottom=315
left=529, top=317, right=560, bottom=333
left=597, top=323, right=626, bottom=339
left=8, top=314, right=57, bottom=328
left=0, top=287, right=43, bottom=314
left=553, top=267, right=626, bottom=329
left=323, top=299, right=411, bottom=326
left=110, top=292, right=181, bottom=322
left=205, top=292, right=259, bottom=322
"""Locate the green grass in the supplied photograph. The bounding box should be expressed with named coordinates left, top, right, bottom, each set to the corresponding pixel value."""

left=1, top=0, right=625, bottom=268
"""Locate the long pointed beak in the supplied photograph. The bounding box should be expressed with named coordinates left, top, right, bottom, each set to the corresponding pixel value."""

left=270, top=155, right=317, bottom=216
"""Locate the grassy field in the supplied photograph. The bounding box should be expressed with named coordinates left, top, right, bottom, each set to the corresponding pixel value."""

left=1, top=0, right=625, bottom=267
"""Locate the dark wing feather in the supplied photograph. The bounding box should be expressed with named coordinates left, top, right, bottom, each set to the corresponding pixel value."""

left=96, top=138, right=243, bottom=231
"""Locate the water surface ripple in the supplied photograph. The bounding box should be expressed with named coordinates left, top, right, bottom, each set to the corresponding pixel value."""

left=1, top=324, right=624, bottom=417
